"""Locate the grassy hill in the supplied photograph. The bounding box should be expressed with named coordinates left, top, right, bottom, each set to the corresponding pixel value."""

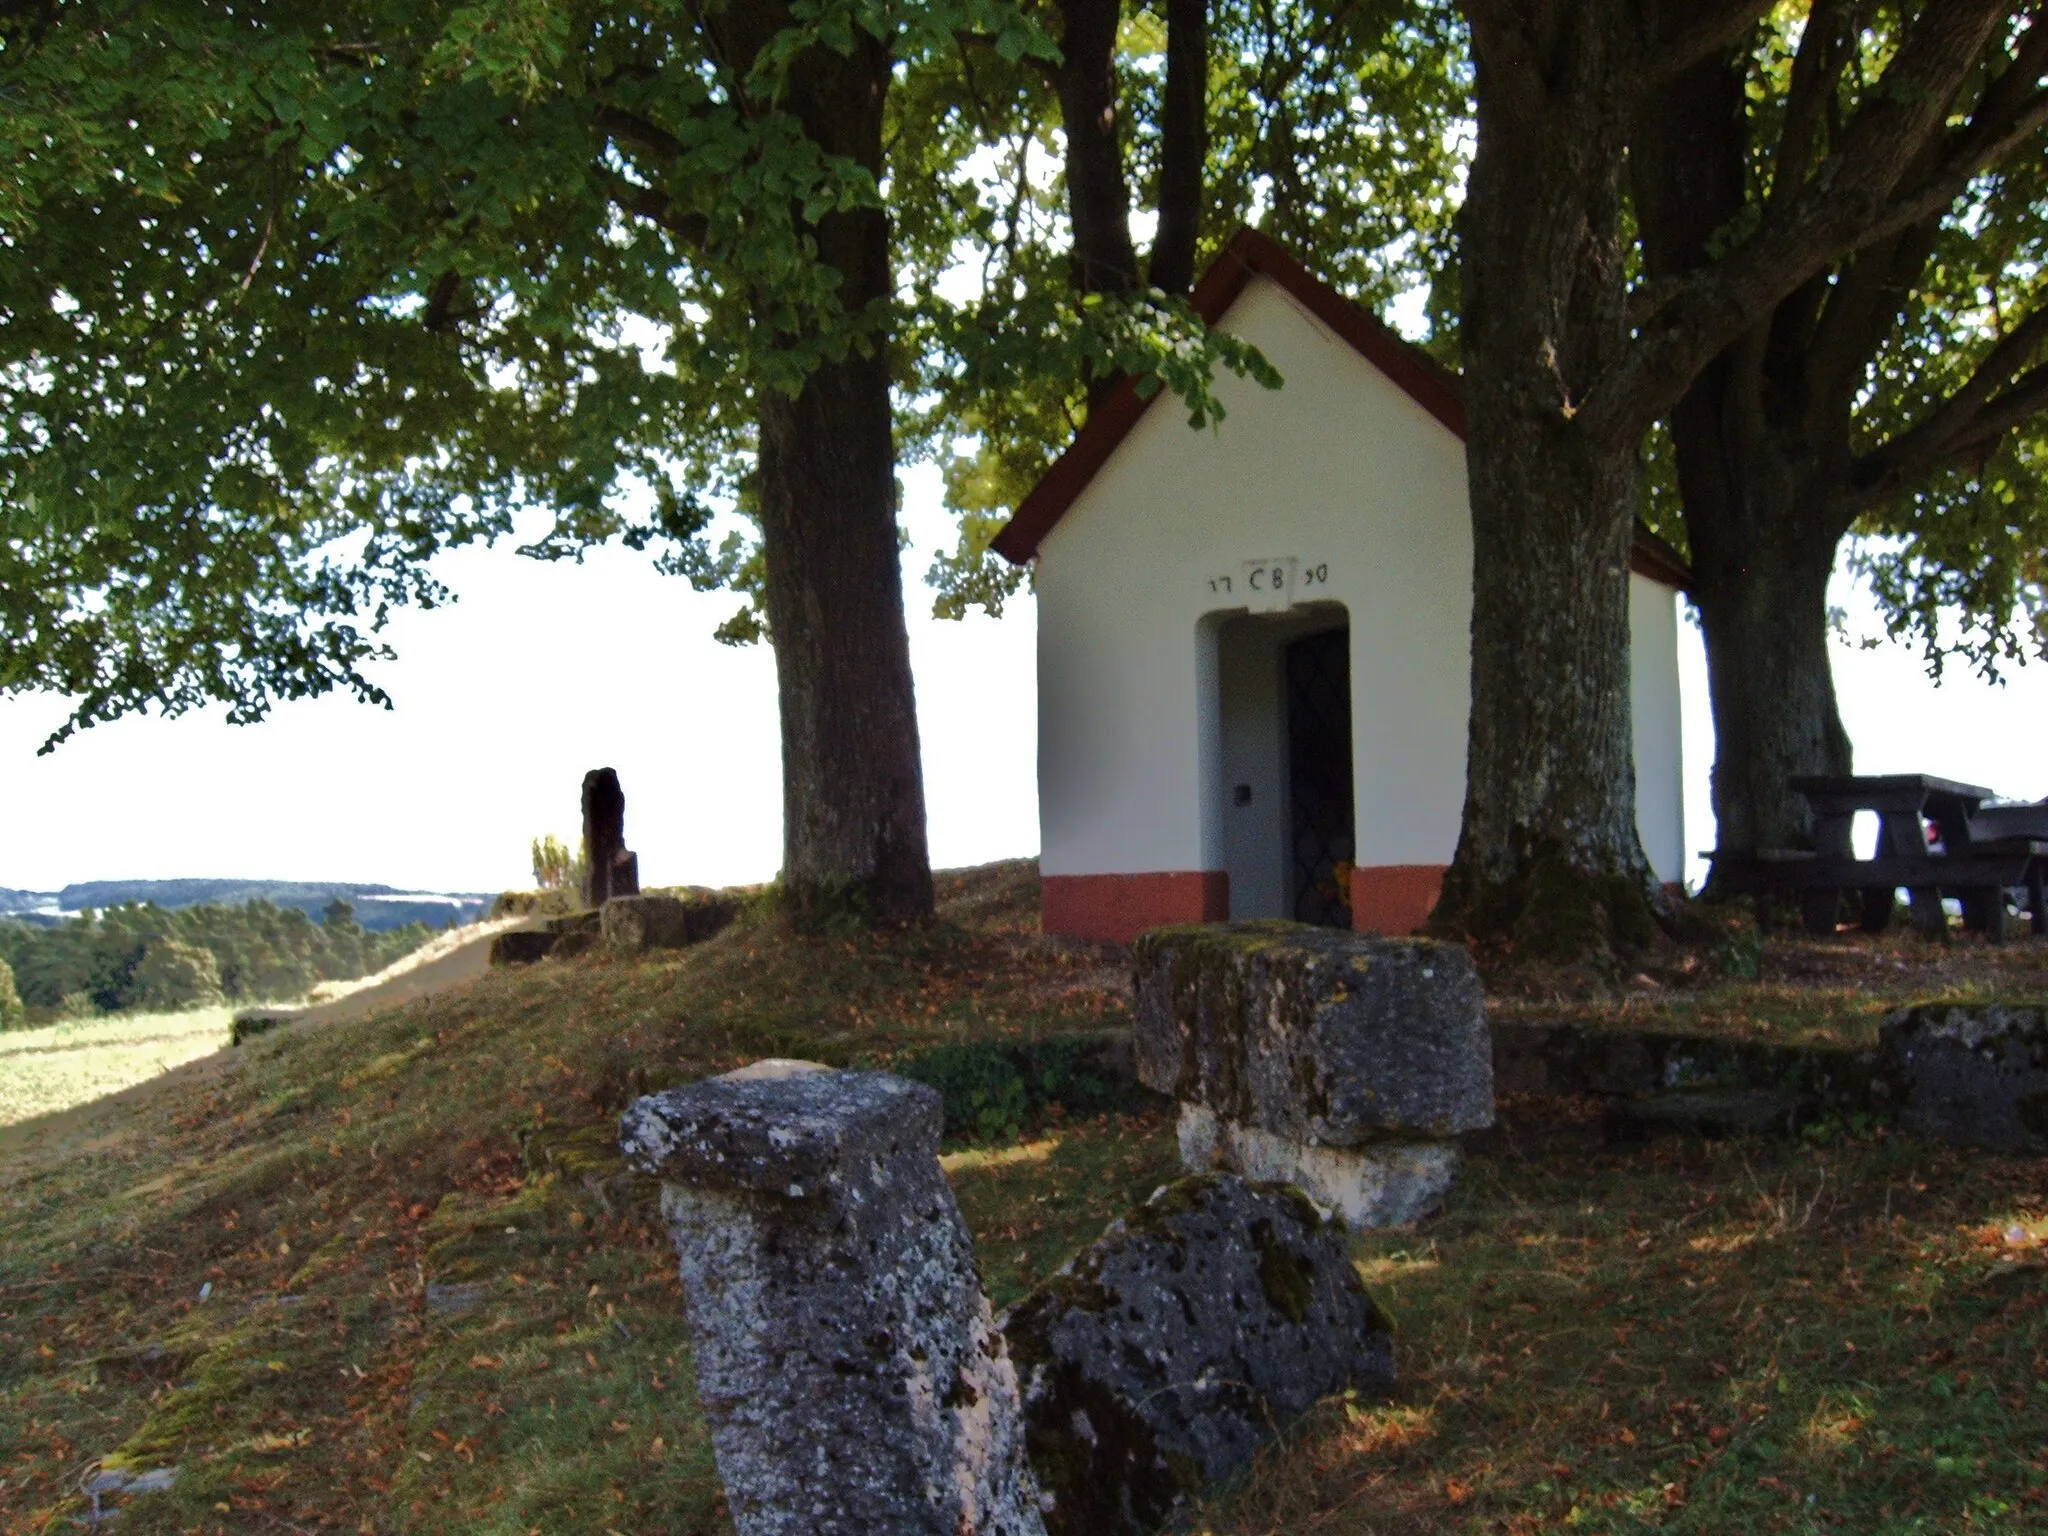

left=2, top=862, right=2044, bottom=1533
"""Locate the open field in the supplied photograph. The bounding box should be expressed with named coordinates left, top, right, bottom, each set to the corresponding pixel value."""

left=0, top=862, right=2042, bottom=1533
left=0, top=1008, right=234, bottom=1129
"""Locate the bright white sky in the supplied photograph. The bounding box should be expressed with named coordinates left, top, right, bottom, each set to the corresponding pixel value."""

left=1, top=464, right=2041, bottom=898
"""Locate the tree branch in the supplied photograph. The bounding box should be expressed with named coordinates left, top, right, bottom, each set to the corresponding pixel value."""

left=591, top=103, right=688, bottom=163
left=1845, top=305, right=2048, bottom=508
left=1148, top=0, right=1205, bottom=295
left=1766, top=0, right=1851, bottom=214
left=1643, top=0, right=1781, bottom=84
left=592, top=165, right=707, bottom=248
left=1584, top=0, right=2023, bottom=442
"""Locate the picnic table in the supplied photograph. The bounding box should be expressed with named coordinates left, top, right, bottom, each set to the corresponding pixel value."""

left=1708, top=773, right=2048, bottom=942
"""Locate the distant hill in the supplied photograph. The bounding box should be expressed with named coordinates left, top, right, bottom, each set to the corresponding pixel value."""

left=0, top=879, right=493, bottom=932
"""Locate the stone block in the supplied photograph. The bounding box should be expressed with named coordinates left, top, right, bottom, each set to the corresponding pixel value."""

left=1176, top=1103, right=1458, bottom=1227
left=488, top=930, right=557, bottom=967
left=621, top=1062, right=1045, bottom=1536
left=1603, top=1087, right=1806, bottom=1144
left=1881, top=1003, right=2048, bottom=1150
left=1133, top=922, right=1493, bottom=1146
left=602, top=892, right=738, bottom=953
left=1002, top=1173, right=1394, bottom=1535
left=230, top=1008, right=297, bottom=1046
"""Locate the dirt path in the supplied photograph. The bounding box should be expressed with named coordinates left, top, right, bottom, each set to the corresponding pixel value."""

left=281, top=917, right=529, bottom=1027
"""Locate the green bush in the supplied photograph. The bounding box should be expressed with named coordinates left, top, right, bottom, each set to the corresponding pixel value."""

left=128, top=938, right=226, bottom=1011
left=0, top=956, right=23, bottom=1029
left=890, top=1037, right=1132, bottom=1143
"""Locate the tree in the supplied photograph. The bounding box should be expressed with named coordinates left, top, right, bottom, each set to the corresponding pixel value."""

left=1432, top=0, right=2045, bottom=957
left=531, top=833, right=582, bottom=891
left=1634, top=5, right=2048, bottom=866
left=1, top=0, right=1085, bottom=928
left=128, top=938, right=225, bottom=1011
left=0, top=956, right=23, bottom=1029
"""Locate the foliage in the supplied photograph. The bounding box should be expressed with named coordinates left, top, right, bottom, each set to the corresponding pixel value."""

left=0, top=0, right=1282, bottom=735
left=890, top=1034, right=1133, bottom=1141
left=529, top=833, right=582, bottom=893
left=1638, top=7, right=2048, bottom=671
left=0, top=955, right=21, bottom=1028
left=0, top=899, right=433, bottom=1018
left=126, top=937, right=227, bottom=1012
left=913, top=0, right=1475, bottom=618
left=1850, top=151, right=2048, bottom=680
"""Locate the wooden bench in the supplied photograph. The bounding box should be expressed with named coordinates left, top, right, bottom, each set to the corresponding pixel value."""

left=1707, top=775, right=2047, bottom=942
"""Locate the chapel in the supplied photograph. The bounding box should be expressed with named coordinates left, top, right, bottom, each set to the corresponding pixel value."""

left=992, top=228, right=1689, bottom=942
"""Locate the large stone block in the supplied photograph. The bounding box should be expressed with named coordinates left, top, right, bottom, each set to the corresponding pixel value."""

left=1134, top=923, right=1491, bottom=1225
left=620, top=1062, right=1045, bottom=1536
left=601, top=892, right=738, bottom=953
left=1002, top=1173, right=1394, bottom=1535
left=1133, top=922, right=1493, bottom=1145
left=1175, top=1103, right=1459, bottom=1227
left=1881, top=1003, right=2048, bottom=1150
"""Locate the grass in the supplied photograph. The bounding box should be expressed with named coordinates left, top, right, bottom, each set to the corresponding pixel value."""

left=0, top=1008, right=235, bottom=1128
left=0, top=861, right=2042, bottom=1533
left=1490, top=924, right=2048, bottom=1049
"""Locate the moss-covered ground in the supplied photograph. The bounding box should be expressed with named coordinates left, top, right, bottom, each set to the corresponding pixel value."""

left=1, top=862, right=2042, bottom=1533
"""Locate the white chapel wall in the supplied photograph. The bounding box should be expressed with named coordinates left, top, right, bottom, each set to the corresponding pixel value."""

left=1036, top=275, right=1473, bottom=883
left=1629, top=574, right=1687, bottom=884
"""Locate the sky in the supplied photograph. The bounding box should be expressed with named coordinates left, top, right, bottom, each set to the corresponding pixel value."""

left=1, top=465, right=2041, bottom=899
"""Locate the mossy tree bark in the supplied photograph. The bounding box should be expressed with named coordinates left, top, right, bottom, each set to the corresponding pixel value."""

left=1052, top=0, right=1141, bottom=298
left=1438, top=0, right=2027, bottom=958
left=1432, top=3, right=1659, bottom=959
left=1635, top=47, right=1851, bottom=866
left=730, top=14, right=934, bottom=928
left=1632, top=27, right=2048, bottom=872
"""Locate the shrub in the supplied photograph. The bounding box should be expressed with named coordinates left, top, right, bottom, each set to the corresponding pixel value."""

left=0, top=956, right=23, bottom=1029
left=128, top=939, right=226, bottom=1011
left=891, top=1037, right=1132, bottom=1143
left=531, top=834, right=585, bottom=892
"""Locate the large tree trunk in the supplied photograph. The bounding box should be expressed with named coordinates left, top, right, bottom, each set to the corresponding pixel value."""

left=1055, top=0, right=1140, bottom=297
left=1691, top=495, right=1851, bottom=861
left=1433, top=4, right=1659, bottom=960
left=1633, top=46, right=1856, bottom=870
left=1148, top=0, right=1206, bottom=296
left=747, top=18, right=934, bottom=928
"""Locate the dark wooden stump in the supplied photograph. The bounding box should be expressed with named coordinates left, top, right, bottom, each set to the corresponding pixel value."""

left=582, top=768, right=630, bottom=909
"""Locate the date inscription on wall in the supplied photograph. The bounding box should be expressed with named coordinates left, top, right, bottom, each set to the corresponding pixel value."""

left=1205, top=557, right=1331, bottom=613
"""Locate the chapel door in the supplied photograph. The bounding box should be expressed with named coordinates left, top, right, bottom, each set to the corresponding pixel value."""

left=1284, top=627, right=1355, bottom=926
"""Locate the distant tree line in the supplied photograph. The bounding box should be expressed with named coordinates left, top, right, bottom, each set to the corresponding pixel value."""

left=0, top=900, right=434, bottom=1022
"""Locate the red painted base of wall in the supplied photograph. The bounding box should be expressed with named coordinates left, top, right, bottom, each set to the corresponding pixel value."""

left=1349, top=864, right=1448, bottom=936
left=1042, top=871, right=1229, bottom=944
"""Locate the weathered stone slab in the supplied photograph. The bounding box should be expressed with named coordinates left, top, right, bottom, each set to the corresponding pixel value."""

left=621, top=1062, right=1045, bottom=1536
left=1176, top=1103, right=1458, bottom=1227
left=602, top=892, right=739, bottom=953
left=1133, top=922, right=1493, bottom=1146
left=1882, top=1003, right=2048, bottom=1150
left=1002, top=1173, right=1394, bottom=1535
